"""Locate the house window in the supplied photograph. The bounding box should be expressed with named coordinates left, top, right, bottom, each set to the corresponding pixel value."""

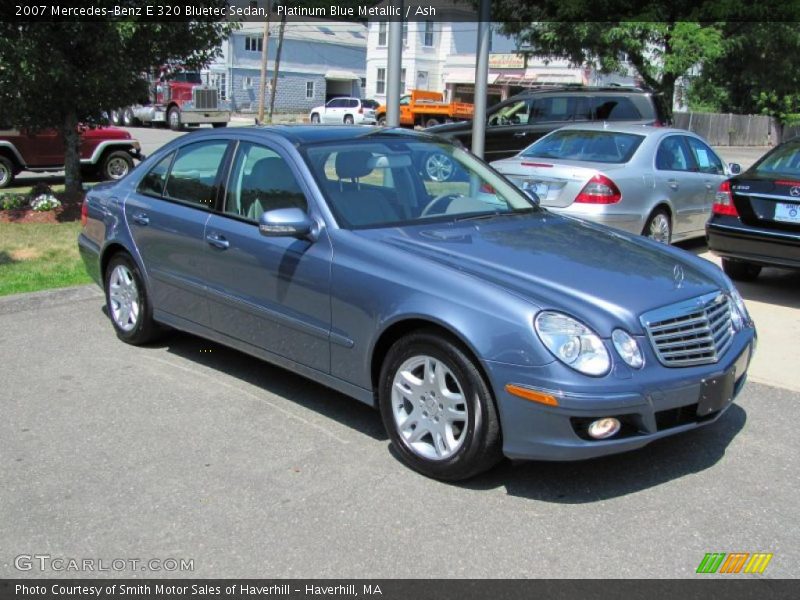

left=306, top=81, right=315, bottom=99
left=402, top=22, right=408, bottom=46
left=416, top=71, right=428, bottom=90
left=423, top=21, right=434, bottom=47
left=243, top=76, right=254, bottom=90
left=401, top=68, right=406, bottom=92
left=376, top=68, right=386, bottom=95
left=377, top=22, right=387, bottom=46
left=245, top=36, right=263, bottom=53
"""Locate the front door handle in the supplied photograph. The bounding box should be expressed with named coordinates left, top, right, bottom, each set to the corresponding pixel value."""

left=513, top=132, right=528, bottom=138
left=667, top=179, right=679, bottom=190
left=206, top=232, right=230, bottom=250
left=132, top=212, right=149, bottom=226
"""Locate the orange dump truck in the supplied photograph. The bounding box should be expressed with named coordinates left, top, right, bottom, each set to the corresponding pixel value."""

left=376, top=90, right=473, bottom=128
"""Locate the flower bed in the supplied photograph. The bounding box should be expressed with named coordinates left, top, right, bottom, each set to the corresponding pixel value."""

left=0, top=184, right=83, bottom=223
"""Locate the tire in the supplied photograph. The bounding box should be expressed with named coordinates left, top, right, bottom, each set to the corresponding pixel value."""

left=212, top=122, right=227, bottom=128
left=343, top=114, right=355, bottom=125
left=100, top=150, right=133, bottom=181
left=424, top=117, right=442, bottom=128
left=722, top=258, right=762, bottom=281
left=310, top=113, right=320, bottom=124
left=643, top=208, right=672, bottom=244
left=0, top=155, right=15, bottom=189
left=104, top=253, right=162, bottom=345
left=168, top=106, right=182, bottom=131
left=377, top=116, right=387, bottom=127
left=122, top=108, right=137, bottom=127
left=423, top=152, right=455, bottom=182
left=379, top=330, right=503, bottom=481
left=110, top=109, right=122, bottom=126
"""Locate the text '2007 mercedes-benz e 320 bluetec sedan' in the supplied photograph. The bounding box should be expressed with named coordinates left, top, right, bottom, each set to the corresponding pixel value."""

left=78, top=126, right=756, bottom=481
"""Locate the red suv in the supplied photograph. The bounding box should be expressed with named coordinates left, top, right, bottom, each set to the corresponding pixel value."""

left=0, top=125, right=143, bottom=189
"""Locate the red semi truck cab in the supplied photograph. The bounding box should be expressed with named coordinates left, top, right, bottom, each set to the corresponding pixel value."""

left=120, top=70, right=231, bottom=131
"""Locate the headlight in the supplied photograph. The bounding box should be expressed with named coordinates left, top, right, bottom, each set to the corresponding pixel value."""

left=612, top=329, right=644, bottom=369
left=728, top=286, right=750, bottom=331
left=534, top=311, right=610, bottom=376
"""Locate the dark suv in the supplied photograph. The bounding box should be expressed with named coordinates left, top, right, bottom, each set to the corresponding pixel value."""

left=427, top=86, right=668, bottom=168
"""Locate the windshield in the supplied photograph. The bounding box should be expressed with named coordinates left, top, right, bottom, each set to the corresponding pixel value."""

left=172, top=72, right=203, bottom=84
left=753, top=142, right=800, bottom=177
left=302, top=138, right=537, bottom=229
left=521, top=130, right=645, bottom=164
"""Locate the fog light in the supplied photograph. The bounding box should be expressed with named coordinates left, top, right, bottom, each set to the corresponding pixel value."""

left=587, top=417, right=621, bottom=439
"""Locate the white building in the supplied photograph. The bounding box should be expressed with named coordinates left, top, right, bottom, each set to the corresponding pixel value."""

left=365, top=22, right=637, bottom=104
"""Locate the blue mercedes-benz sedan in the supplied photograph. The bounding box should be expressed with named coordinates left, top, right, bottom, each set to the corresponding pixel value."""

left=78, top=126, right=756, bottom=481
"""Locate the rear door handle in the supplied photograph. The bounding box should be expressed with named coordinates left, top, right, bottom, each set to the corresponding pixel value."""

left=132, top=212, right=149, bottom=226
left=667, top=180, right=679, bottom=190
left=206, top=232, right=230, bottom=250
left=513, top=132, right=528, bottom=138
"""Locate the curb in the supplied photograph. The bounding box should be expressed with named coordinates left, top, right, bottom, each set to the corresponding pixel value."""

left=0, top=284, right=103, bottom=316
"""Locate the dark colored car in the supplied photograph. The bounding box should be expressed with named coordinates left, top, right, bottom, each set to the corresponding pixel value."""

left=0, top=125, right=143, bottom=188
left=424, top=86, right=668, bottom=180
left=78, top=126, right=755, bottom=481
left=707, top=138, right=800, bottom=280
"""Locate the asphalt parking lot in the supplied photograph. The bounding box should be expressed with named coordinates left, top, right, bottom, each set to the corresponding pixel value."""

left=2, top=127, right=798, bottom=579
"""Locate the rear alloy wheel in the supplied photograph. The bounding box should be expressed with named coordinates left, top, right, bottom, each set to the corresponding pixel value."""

left=379, top=331, right=502, bottom=481
left=168, top=106, right=182, bottom=131
left=344, top=114, right=355, bottom=125
left=424, top=152, right=455, bottom=182
left=100, top=150, right=133, bottom=181
left=104, top=254, right=161, bottom=345
left=722, top=258, right=762, bottom=281
left=643, top=209, right=672, bottom=244
left=0, top=156, right=15, bottom=189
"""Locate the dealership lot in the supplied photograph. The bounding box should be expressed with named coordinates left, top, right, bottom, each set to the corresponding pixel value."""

left=2, top=128, right=798, bottom=578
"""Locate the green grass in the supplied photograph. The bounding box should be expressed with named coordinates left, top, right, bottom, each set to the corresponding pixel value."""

left=0, top=222, right=91, bottom=296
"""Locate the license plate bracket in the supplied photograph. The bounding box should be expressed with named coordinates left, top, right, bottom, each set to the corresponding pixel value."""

left=696, top=343, right=750, bottom=416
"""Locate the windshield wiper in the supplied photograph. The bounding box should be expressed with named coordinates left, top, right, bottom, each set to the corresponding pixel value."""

left=454, top=207, right=537, bottom=223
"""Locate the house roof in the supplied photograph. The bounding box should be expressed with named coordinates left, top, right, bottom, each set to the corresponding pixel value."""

left=234, top=19, right=368, bottom=48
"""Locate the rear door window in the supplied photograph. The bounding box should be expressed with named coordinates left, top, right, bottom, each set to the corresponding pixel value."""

left=163, top=141, right=229, bottom=209
left=530, top=96, right=590, bottom=123
left=656, top=136, right=694, bottom=172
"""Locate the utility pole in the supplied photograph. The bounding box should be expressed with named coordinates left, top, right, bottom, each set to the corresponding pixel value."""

left=471, top=0, right=491, bottom=158
left=256, top=5, right=271, bottom=124
left=268, top=11, right=287, bottom=123
left=385, top=4, right=403, bottom=127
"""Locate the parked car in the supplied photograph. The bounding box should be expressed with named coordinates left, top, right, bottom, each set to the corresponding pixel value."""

left=491, top=124, right=738, bottom=244
left=78, top=126, right=755, bottom=481
left=707, top=138, right=800, bottom=280
left=0, top=125, right=143, bottom=188
left=309, top=97, right=377, bottom=125
left=424, top=86, right=668, bottom=181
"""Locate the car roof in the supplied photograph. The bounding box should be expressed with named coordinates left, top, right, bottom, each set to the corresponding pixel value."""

left=511, top=85, right=651, bottom=97
left=184, top=125, right=438, bottom=146
left=553, top=123, right=691, bottom=137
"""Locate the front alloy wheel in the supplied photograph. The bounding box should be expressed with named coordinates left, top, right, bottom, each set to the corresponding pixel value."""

left=379, top=331, right=502, bottom=480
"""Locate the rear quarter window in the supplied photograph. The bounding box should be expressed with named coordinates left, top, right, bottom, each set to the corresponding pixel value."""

left=594, top=96, right=644, bottom=121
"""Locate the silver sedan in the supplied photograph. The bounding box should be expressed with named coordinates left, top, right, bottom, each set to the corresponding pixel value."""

left=491, top=124, right=740, bottom=243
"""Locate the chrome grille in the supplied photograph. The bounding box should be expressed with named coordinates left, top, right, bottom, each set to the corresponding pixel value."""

left=641, top=292, right=734, bottom=367
left=193, top=87, right=218, bottom=110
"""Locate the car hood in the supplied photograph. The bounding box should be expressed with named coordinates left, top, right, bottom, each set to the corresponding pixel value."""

left=356, top=213, right=726, bottom=335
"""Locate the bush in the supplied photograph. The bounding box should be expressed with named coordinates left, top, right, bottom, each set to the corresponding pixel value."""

left=1, top=195, right=26, bottom=210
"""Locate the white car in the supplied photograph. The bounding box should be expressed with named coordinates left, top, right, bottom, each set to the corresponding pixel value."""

left=309, top=98, right=377, bottom=125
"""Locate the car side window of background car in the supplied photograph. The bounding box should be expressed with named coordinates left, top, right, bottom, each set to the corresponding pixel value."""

left=163, top=141, right=228, bottom=209
left=225, top=142, right=307, bottom=221
left=594, top=96, right=642, bottom=121
left=656, top=136, right=692, bottom=171
left=531, top=97, right=588, bottom=122
left=685, top=137, right=724, bottom=174
left=137, top=152, right=175, bottom=197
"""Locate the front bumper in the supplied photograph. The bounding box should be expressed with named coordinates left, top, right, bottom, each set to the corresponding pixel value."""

left=484, top=328, right=755, bottom=461
left=707, top=217, right=800, bottom=269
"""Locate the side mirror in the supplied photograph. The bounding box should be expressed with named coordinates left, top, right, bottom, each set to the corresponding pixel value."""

left=729, top=162, right=742, bottom=175
left=258, top=207, right=314, bottom=238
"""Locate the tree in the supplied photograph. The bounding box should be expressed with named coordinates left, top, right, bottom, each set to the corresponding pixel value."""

left=688, top=23, right=800, bottom=128
left=0, top=3, right=235, bottom=197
